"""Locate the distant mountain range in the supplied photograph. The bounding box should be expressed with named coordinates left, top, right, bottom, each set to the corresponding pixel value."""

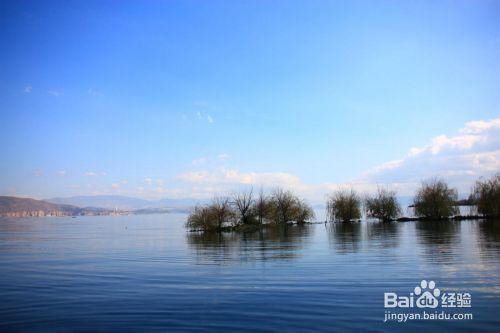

left=45, top=195, right=202, bottom=210
left=0, top=196, right=111, bottom=217
left=46, top=195, right=152, bottom=210
left=0, top=195, right=200, bottom=218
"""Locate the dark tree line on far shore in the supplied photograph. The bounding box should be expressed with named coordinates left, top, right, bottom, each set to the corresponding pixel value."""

left=187, top=174, right=500, bottom=232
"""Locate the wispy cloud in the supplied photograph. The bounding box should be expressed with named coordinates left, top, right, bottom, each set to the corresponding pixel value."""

left=84, top=171, right=107, bottom=177
left=193, top=101, right=210, bottom=108
left=177, top=169, right=309, bottom=193
left=218, top=153, right=230, bottom=160
left=24, top=85, right=32, bottom=93
left=57, top=170, right=66, bottom=177
left=174, top=168, right=350, bottom=201
left=192, top=157, right=207, bottom=166
left=190, top=154, right=229, bottom=168
left=196, top=111, right=214, bottom=123
left=87, top=88, right=104, bottom=97
left=47, top=90, right=62, bottom=97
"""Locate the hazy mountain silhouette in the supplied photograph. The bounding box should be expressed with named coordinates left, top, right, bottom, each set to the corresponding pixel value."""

left=0, top=196, right=110, bottom=217
left=46, top=195, right=202, bottom=210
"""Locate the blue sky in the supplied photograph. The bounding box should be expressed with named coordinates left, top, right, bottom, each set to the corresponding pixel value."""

left=1, top=0, right=499, bottom=201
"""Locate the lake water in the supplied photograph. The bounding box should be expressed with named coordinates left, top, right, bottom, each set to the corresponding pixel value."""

left=0, top=214, right=499, bottom=332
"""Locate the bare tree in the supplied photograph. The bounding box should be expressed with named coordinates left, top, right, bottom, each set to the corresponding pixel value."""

left=233, top=188, right=255, bottom=225
left=211, top=196, right=232, bottom=230
left=271, top=188, right=297, bottom=224
left=186, top=205, right=217, bottom=231
left=255, top=187, right=268, bottom=225
left=291, top=199, right=315, bottom=224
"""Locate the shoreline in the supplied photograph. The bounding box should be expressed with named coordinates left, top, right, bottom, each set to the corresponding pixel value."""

left=187, top=215, right=499, bottom=233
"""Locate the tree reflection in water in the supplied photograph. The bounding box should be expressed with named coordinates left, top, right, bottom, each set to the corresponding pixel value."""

left=187, top=219, right=500, bottom=264
left=415, top=220, right=461, bottom=263
left=477, top=219, right=500, bottom=255
left=327, top=222, right=362, bottom=254
left=186, top=224, right=314, bottom=264
left=365, top=221, right=400, bottom=250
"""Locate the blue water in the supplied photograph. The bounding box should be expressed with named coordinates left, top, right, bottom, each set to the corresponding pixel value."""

left=0, top=215, right=499, bottom=332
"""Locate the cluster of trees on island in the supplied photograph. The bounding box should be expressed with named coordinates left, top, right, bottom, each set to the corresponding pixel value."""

left=187, top=188, right=315, bottom=232
left=186, top=174, right=500, bottom=232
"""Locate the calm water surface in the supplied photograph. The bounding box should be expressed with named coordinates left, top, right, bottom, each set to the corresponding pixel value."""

left=0, top=214, right=499, bottom=332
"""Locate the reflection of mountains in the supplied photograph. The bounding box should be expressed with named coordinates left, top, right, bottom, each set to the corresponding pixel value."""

left=187, top=225, right=314, bottom=264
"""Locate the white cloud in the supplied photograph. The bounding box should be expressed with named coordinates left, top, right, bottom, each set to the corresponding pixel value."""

left=196, top=111, right=214, bottom=123
left=178, top=169, right=300, bottom=186
left=84, top=171, right=107, bottom=177
left=174, top=168, right=376, bottom=202
left=427, top=134, right=484, bottom=155
left=24, top=85, right=32, bottom=93
left=192, top=154, right=229, bottom=166
left=178, top=168, right=308, bottom=192
left=144, top=177, right=153, bottom=185
left=47, top=90, right=62, bottom=97
left=57, top=170, right=66, bottom=177
left=177, top=170, right=211, bottom=183
left=459, top=119, right=500, bottom=134
left=361, top=118, right=500, bottom=193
